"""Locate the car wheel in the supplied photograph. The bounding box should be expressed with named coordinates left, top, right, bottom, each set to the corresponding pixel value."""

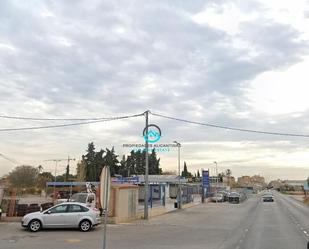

left=79, top=219, right=92, bottom=232
left=28, top=219, right=42, bottom=232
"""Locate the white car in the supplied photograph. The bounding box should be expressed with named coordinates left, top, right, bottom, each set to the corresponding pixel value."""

left=21, top=202, right=101, bottom=232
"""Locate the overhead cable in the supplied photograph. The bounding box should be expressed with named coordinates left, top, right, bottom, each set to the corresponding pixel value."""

left=150, top=112, right=309, bottom=138
left=0, top=113, right=143, bottom=132
left=0, top=113, right=140, bottom=121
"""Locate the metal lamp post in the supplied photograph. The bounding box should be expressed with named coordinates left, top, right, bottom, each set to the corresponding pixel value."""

left=173, top=141, right=182, bottom=209
left=214, top=161, right=218, bottom=203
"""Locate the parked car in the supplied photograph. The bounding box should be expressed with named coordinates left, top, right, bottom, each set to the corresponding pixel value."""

left=228, top=192, right=241, bottom=204
left=21, top=202, right=101, bottom=232
left=70, top=192, right=96, bottom=208
left=211, top=193, right=224, bottom=202
left=218, top=191, right=229, bottom=202
left=262, top=193, right=274, bottom=202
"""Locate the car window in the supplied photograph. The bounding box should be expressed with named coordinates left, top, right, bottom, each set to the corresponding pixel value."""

left=68, top=204, right=88, bottom=213
left=81, top=206, right=89, bottom=212
left=49, top=204, right=68, bottom=214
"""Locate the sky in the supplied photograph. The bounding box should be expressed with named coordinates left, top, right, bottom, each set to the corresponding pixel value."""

left=1, top=0, right=309, bottom=181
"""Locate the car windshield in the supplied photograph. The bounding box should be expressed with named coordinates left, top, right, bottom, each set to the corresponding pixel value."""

left=70, top=193, right=88, bottom=203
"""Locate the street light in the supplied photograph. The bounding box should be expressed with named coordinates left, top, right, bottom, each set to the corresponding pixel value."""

left=44, top=158, right=67, bottom=202
left=173, top=141, right=182, bottom=209
left=214, top=161, right=218, bottom=203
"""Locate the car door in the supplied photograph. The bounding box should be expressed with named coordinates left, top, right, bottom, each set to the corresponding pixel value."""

left=66, top=204, right=87, bottom=227
left=42, top=204, right=69, bottom=228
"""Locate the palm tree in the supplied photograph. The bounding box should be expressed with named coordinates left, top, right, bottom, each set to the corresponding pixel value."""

left=37, top=165, right=43, bottom=173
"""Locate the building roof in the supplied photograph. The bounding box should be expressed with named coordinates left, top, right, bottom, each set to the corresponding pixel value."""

left=137, top=175, right=187, bottom=184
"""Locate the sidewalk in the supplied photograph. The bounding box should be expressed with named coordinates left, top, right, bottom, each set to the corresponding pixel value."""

left=288, top=194, right=305, bottom=202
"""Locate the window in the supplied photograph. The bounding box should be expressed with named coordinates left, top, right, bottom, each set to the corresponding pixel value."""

left=81, top=206, right=89, bottom=212
left=68, top=204, right=88, bottom=213
left=48, top=205, right=68, bottom=214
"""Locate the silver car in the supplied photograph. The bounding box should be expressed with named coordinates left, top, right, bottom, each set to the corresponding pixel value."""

left=21, top=202, right=101, bottom=232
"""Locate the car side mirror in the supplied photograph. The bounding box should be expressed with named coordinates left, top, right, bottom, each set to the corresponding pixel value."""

left=46, top=210, right=52, bottom=214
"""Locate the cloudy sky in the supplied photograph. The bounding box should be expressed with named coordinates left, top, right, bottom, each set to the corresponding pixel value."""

left=1, top=0, right=309, bottom=181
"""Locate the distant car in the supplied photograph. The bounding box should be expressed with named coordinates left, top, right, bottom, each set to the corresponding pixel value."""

left=218, top=191, right=229, bottom=202
left=21, top=202, right=101, bottom=232
left=228, top=192, right=241, bottom=204
left=211, top=193, right=224, bottom=202
left=262, top=194, right=274, bottom=202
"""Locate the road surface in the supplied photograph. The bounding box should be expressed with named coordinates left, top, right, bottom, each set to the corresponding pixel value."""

left=0, top=191, right=308, bottom=249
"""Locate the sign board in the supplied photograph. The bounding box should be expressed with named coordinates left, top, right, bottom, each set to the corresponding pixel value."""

left=100, top=166, right=111, bottom=210
left=112, top=176, right=139, bottom=184
left=202, top=170, right=210, bottom=187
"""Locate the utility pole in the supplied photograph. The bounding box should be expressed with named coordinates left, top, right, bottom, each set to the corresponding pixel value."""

left=144, top=110, right=149, bottom=220
left=201, top=168, right=204, bottom=203
left=214, top=161, right=218, bottom=203
left=173, top=141, right=182, bottom=209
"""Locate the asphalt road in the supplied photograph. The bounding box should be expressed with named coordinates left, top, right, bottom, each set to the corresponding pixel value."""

left=0, top=192, right=308, bottom=249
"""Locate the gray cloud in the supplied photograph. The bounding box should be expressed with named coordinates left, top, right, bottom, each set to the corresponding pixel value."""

left=0, top=0, right=309, bottom=179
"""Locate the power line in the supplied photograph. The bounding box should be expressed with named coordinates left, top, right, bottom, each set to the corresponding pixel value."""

left=0, top=153, right=19, bottom=165
left=0, top=114, right=138, bottom=121
left=150, top=112, right=309, bottom=138
left=0, top=113, right=143, bottom=132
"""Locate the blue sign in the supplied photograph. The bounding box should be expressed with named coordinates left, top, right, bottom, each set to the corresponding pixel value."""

left=202, top=170, right=210, bottom=187
left=112, top=176, right=139, bottom=184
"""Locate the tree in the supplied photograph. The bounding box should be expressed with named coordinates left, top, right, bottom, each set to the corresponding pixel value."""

left=197, top=170, right=200, bottom=178
left=181, top=162, right=192, bottom=178
left=124, top=149, right=161, bottom=175
left=76, top=160, right=86, bottom=181
left=37, top=165, right=43, bottom=173
left=118, top=155, right=128, bottom=177
left=94, top=149, right=105, bottom=180
left=8, top=165, right=39, bottom=189
left=226, top=169, right=232, bottom=177
left=126, top=152, right=136, bottom=176
left=103, top=147, right=119, bottom=177
left=181, top=162, right=188, bottom=177
left=56, top=173, right=75, bottom=182
left=36, top=172, right=54, bottom=189
left=149, top=149, right=161, bottom=174
left=82, top=143, right=122, bottom=180
left=83, top=142, right=97, bottom=181
left=218, top=172, right=225, bottom=182
left=134, top=150, right=144, bottom=174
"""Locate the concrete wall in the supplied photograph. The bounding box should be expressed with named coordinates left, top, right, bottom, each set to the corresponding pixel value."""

left=109, top=185, right=139, bottom=223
